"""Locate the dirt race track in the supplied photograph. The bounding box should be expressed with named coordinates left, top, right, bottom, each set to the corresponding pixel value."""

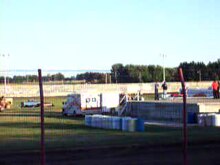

left=0, top=143, right=220, bottom=165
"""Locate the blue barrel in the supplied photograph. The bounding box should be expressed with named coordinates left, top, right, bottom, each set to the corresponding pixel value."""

left=112, top=117, right=119, bottom=130
left=128, top=118, right=137, bottom=132
left=205, top=113, right=215, bottom=126
left=117, top=117, right=122, bottom=130
left=102, top=116, right=107, bottom=129
left=91, top=115, right=97, bottom=127
left=212, top=114, right=220, bottom=127
left=111, top=117, right=122, bottom=130
left=122, top=117, right=130, bottom=131
left=85, top=115, right=92, bottom=126
left=187, top=112, right=197, bottom=124
left=197, top=114, right=206, bottom=126
left=136, top=118, right=145, bottom=132
left=97, top=115, right=101, bottom=128
left=105, top=116, right=110, bottom=129
left=108, top=116, right=113, bottom=129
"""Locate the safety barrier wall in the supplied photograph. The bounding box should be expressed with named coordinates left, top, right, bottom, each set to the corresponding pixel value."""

left=0, top=81, right=213, bottom=97
left=128, top=101, right=220, bottom=122
left=128, top=101, right=200, bottom=122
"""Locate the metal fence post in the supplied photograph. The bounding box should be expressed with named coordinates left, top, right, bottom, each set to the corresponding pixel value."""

left=178, top=67, right=188, bottom=165
left=38, top=69, right=46, bottom=165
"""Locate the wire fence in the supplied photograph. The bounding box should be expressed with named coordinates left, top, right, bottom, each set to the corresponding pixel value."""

left=0, top=69, right=220, bottom=165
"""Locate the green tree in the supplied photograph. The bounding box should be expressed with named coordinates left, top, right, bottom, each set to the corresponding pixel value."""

left=51, top=73, right=65, bottom=81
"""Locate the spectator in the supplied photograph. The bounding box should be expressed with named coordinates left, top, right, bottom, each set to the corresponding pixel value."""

left=212, top=80, right=219, bottom=99
left=162, top=81, right=168, bottom=98
left=154, top=82, right=159, bottom=100
left=217, top=81, right=220, bottom=98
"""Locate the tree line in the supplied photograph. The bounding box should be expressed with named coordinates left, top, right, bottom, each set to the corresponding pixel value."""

left=0, top=73, right=66, bottom=84
left=111, top=59, right=220, bottom=83
left=1, top=59, right=220, bottom=84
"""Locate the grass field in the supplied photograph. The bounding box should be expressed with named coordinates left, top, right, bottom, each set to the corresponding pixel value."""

left=1, top=96, right=220, bottom=154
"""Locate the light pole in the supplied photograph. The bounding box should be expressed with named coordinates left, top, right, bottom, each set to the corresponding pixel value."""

left=0, top=54, right=10, bottom=95
left=105, top=73, right=108, bottom=84
left=160, top=54, right=167, bottom=82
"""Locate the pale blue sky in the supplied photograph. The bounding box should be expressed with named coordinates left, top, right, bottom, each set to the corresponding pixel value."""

left=0, top=0, right=220, bottom=71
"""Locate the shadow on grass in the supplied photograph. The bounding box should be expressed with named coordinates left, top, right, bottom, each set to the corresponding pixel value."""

left=0, top=120, right=95, bottom=131
left=0, top=111, right=84, bottom=121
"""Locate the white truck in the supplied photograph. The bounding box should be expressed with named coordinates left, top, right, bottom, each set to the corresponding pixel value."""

left=62, top=93, right=123, bottom=116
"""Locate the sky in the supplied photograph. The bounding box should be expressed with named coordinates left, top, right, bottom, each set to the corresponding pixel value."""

left=0, top=0, right=220, bottom=72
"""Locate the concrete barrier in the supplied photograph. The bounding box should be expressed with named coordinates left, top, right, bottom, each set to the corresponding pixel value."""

left=0, top=81, right=213, bottom=97
left=127, top=100, right=220, bottom=122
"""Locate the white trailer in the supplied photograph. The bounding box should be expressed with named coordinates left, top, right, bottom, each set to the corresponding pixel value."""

left=62, top=93, right=121, bottom=116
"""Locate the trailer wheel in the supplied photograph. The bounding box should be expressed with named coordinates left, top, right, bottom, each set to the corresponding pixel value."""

left=73, top=110, right=76, bottom=117
left=21, top=102, right=24, bottom=108
left=110, top=108, right=116, bottom=115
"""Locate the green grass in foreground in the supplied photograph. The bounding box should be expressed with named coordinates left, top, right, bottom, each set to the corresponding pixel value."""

left=0, top=97, right=220, bottom=153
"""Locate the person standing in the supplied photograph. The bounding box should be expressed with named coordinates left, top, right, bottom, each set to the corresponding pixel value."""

left=155, top=82, right=159, bottom=100
left=162, top=81, right=168, bottom=98
left=217, top=81, right=220, bottom=98
left=212, top=80, right=219, bottom=99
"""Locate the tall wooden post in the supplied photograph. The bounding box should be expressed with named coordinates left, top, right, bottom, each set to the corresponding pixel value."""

left=38, top=69, right=46, bottom=165
left=178, top=67, right=188, bottom=165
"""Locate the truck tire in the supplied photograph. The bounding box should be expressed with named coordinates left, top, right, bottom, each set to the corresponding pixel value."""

left=73, top=110, right=76, bottom=117
left=21, top=102, right=24, bottom=108
left=110, top=108, right=116, bottom=115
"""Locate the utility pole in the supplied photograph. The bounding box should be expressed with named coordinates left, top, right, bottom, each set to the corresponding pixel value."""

left=105, top=73, right=108, bottom=84
left=160, top=54, right=167, bottom=82
left=0, top=54, right=10, bottom=95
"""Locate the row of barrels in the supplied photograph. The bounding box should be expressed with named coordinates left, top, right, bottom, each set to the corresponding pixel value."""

left=197, top=113, right=220, bottom=127
left=85, top=115, right=145, bottom=132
